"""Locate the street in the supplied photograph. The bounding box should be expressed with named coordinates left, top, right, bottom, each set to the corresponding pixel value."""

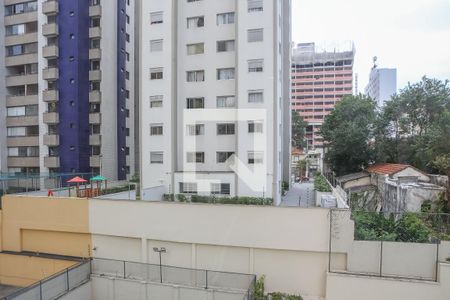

left=281, top=182, right=315, bottom=207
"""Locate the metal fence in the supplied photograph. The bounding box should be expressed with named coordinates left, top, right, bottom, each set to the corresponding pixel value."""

left=329, top=209, right=450, bottom=281
left=91, top=258, right=256, bottom=299
left=2, top=260, right=90, bottom=300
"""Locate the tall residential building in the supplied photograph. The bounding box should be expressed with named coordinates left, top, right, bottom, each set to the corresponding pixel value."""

left=291, top=42, right=355, bottom=150
left=139, top=0, right=291, bottom=204
left=365, top=63, right=397, bottom=107
left=0, top=0, right=137, bottom=185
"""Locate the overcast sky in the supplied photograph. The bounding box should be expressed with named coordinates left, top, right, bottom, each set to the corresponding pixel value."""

left=292, top=0, right=450, bottom=92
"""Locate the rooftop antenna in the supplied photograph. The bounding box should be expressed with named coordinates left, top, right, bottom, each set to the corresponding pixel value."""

left=372, top=56, right=378, bottom=69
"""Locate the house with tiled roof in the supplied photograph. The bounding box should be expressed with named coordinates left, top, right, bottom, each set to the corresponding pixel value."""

left=366, top=163, right=430, bottom=183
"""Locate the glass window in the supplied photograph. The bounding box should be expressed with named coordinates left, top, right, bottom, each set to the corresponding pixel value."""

left=217, top=123, right=235, bottom=135
left=187, top=70, right=205, bottom=82
left=248, top=121, right=263, bottom=133
left=150, top=11, right=163, bottom=24
left=186, top=97, right=204, bottom=109
left=179, top=182, right=197, bottom=194
left=248, top=151, right=264, bottom=164
left=187, top=43, right=204, bottom=55
left=248, top=0, right=263, bottom=12
left=150, top=39, right=163, bottom=52
left=150, top=68, right=163, bottom=80
left=216, top=12, right=234, bottom=25
left=211, top=183, right=230, bottom=195
left=150, top=124, right=163, bottom=135
left=150, top=95, right=163, bottom=108
left=248, top=90, right=264, bottom=103
left=217, top=68, right=235, bottom=80
left=150, top=152, right=163, bottom=164
left=186, top=152, right=205, bottom=163
left=187, top=16, right=204, bottom=28
left=186, top=124, right=205, bottom=136
left=217, top=40, right=235, bottom=52
left=248, top=59, right=264, bottom=72
left=216, top=96, right=235, bottom=108
left=248, top=28, right=263, bottom=42
left=217, top=152, right=234, bottom=163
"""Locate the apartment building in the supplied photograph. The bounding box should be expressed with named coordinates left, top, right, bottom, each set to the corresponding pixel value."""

left=0, top=0, right=136, bottom=185
left=291, top=42, right=355, bottom=150
left=365, top=64, right=397, bottom=107
left=139, top=0, right=291, bottom=204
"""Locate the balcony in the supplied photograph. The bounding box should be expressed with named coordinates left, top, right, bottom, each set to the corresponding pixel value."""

left=42, top=0, right=58, bottom=15
left=90, top=155, right=101, bottom=167
left=89, top=90, right=101, bottom=103
left=89, top=113, right=101, bottom=124
left=43, top=90, right=58, bottom=102
left=43, top=112, right=59, bottom=124
left=42, top=23, right=58, bottom=36
left=4, top=12, right=37, bottom=26
left=89, top=5, right=101, bottom=16
left=7, top=136, right=39, bottom=147
left=89, top=70, right=101, bottom=81
left=6, top=74, right=38, bottom=86
left=43, top=67, right=59, bottom=80
left=43, top=45, right=58, bottom=58
left=5, top=53, right=38, bottom=67
left=43, top=134, right=59, bottom=146
left=6, top=116, right=38, bottom=127
left=5, top=33, right=37, bottom=47
left=8, top=157, right=39, bottom=168
left=89, top=48, right=101, bottom=59
left=6, top=95, right=37, bottom=107
left=89, top=134, right=101, bottom=146
left=89, top=27, right=101, bottom=38
left=44, top=156, right=60, bottom=168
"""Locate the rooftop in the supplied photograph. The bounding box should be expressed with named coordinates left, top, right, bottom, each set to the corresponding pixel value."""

left=366, top=163, right=412, bottom=175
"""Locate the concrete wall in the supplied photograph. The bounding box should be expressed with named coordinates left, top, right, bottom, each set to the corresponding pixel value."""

left=0, top=195, right=91, bottom=257
left=0, top=253, right=76, bottom=287
left=91, top=276, right=247, bottom=300
left=89, top=199, right=352, bottom=298
left=326, top=263, right=450, bottom=300
left=60, top=281, right=92, bottom=300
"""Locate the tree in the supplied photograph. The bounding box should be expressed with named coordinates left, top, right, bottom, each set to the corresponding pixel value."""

left=296, top=159, right=307, bottom=178
left=320, top=95, right=376, bottom=176
left=374, top=77, right=450, bottom=171
left=291, top=111, right=307, bottom=150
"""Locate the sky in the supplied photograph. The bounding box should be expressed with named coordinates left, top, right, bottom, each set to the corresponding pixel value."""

left=292, top=0, right=450, bottom=92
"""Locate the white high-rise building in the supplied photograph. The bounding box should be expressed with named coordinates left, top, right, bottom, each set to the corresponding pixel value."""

left=365, top=66, right=397, bottom=107
left=139, top=0, right=291, bottom=205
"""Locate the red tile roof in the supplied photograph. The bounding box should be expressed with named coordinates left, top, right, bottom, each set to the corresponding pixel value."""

left=366, top=163, right=411, bottom=175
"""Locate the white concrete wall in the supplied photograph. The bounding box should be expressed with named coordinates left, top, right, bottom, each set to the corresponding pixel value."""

left=326, top=263, right=450, bottom=300
left=89, top=199, right=352, bottom=298
left=59, top=281, right=92, bottom=300
left=91, top=276, right=247, bottom=300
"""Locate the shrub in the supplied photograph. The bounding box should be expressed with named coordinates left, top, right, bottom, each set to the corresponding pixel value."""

left=314, top=173, right=332, bottom=192
left=268, top=292, right=303, bottom=300
left=163, top=194, right=175, bottom=201
left=176, top=194, right=187, bottom=202
left=446, top=257, right=450, bottom=262
left=253, top=276, right=265, bottom=300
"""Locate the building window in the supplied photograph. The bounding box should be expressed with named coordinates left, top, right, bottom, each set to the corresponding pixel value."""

left=248, top=151, right=264, bottom=164
left=179, top=182, right=197, bottom=194
left=187, top=16, right=204, bottom=28
left=150, top=95, right=163, bottom=108
left=150, top=39, right=163, bottom=52
left=186, top=97, right=204, bottom=109
left=248, top=59, right=264, bottom=72
left=248, top=90, right=264, bottom=103
left=150, top=152, right=163, bottom=164
left=186, top=124, right=205, bottom=136
left=187, top=43, right=204, bottom=55
left=248, top=121, right=263, bottom=133
left=248, top=0, right=263, bottom=12
left=186, top=152, right=205, bottom=163
left=150, top=68, right=163, bottom=80
left=150, top=11, right=163, bottom=24
left=211, top=183, right=230, bottom=195
left=8, top=146, right=39, bottom=157
left=217, top=152, right=234, bottom=163
left=187, top=70, right=205, bottom=82
left=216, top=96, right=235, bottom=108
left=150, top=124, right=163, bottom=135
left=248, top=28, right=263, bottom=42
left=217, top=68, right=235, bottom=80
left=216, top=12, right=234, bottom=25
left=217, top=40, right=235, bottom=52
left=217, top=123, right=235, bottom=135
